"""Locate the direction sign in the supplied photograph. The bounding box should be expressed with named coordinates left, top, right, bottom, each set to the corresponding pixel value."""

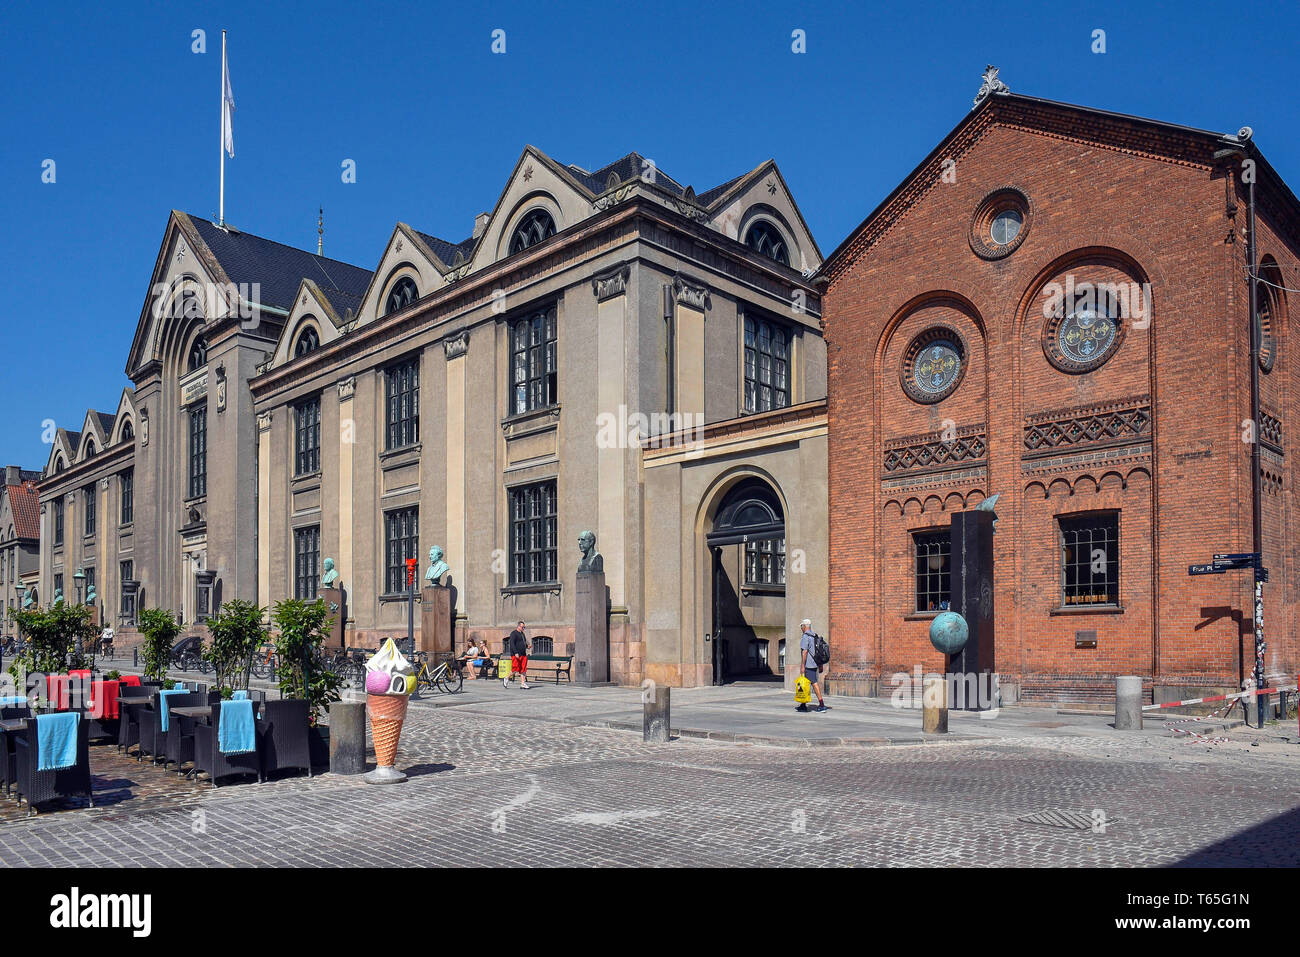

left=1213, top=553, right=1259, bottom=562
left=1189, top=564, right=1222, bottom=575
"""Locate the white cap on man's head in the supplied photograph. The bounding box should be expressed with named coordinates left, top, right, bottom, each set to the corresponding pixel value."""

left=800, top=618, right=812, bottom=627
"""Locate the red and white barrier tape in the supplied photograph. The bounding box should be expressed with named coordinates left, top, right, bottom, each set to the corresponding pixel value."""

left=1142, top=684, right=1298, bottom=711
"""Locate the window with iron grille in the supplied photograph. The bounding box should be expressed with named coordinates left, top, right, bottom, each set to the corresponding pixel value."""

left=120, top=469, right=134, bottom=525
left=385, top=359, right=419, bottom=450
left=744, top=537, right=786, bottom=585
left=295, top=396, right=321, bottom=475
left=294, top=525, right=320, bottom=600
left=509, top=210, right=556, bottom=255
left=913, top=530, right=951, bottom=613
left=510, top=306, right=558, bottom=415
left=119, top=560, right=133, bottom=615
left=188, top=404, right=207, bottom=498
left=743, top=314, right=791, bottom=413
left=83, top=485, right=96, bottom=536
left=53, top=499, right=64, bottom=546
left=384, top=506, right=419, bottom=594
left=1060, top=513, right=1119, bottom=606
left=509, top=480, right=557, bottom=585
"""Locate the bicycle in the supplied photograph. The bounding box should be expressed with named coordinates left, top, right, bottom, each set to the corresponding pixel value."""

left=408, top=651, right=463, bottom=695
left=249, top=643, right=278, bottom=680
left=92, top=635, right=115, bottom=659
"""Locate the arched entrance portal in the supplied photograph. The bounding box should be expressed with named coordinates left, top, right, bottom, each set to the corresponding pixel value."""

left=706, top=478, right=786, bottom=685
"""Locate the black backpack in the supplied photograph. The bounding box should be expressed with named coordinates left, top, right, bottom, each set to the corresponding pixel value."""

left=812, top=633, right=830, bottom=666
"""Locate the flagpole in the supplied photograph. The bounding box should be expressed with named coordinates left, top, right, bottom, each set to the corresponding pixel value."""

left=219, top=29, right=226, bottom=226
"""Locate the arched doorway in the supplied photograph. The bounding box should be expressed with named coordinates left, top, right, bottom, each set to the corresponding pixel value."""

left=706, top=478, right=786, bottom=685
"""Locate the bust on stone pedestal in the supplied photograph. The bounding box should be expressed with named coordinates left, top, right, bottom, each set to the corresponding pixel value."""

left=425, top=546, right=450, bottom=586
left=577, top=530, right=603, bottom=575
left=321, top=557, right=341, bottom=590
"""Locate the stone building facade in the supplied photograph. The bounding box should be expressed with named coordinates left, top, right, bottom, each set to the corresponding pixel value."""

left=819, top=82, right=1300, bottom=704
left=0, top=467, right=42, bottom=638
left=36, top=147, right=829, bottom=688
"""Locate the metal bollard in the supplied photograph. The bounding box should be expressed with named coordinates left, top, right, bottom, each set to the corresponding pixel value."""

left=1114, top=676, right=1143, bottom=730
left=922, top=676, right=948, bottom=734
left=643, top=684, right=670, bottom=743
left=329, top=699, right=366, bottom=775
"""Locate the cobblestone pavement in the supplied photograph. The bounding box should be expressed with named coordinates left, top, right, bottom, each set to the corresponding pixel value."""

left=0, top=701, right=1295, bottom=867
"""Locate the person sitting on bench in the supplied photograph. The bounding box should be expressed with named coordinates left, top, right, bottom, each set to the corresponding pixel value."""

left=461, top=641, right=487, bottom=680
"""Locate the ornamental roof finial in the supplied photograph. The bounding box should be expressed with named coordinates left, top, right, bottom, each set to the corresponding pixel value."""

left=973, top=64, right=1009, bottom=109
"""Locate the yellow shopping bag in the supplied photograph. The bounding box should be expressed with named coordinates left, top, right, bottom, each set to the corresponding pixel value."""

left=794, top=675, right=811, bottom=704
left=498, top=656, right=512, bottom=679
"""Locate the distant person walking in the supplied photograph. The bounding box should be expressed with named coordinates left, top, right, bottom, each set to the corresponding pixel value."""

left=798, top=619, right=828, bottom=713
left=504, top=620, right=531, bottom=690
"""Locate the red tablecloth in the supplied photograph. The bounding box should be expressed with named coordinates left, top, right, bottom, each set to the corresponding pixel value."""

left=90, top=679, right=121, bottom=720
left=118, top=675, right=141, bottom=688
left=46, top=674, right=73, bottom=710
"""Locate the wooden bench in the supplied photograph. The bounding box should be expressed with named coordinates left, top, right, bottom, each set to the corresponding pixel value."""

left=524, top=654, right=573, bottom=684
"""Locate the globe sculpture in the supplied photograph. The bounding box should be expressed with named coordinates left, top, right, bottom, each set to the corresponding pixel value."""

left=929, top=610, right=969, bottom=655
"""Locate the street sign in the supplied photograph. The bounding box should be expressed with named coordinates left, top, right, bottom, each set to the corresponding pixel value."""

left=1213, top=553, right=1259, bottom=562
left=1189, top=564, right=1222, bottom=575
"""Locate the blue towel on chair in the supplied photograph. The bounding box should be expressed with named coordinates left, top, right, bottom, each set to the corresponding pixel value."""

left=217, top=700, right=256, bottom=754
left=158, top=688, right=187, bottom=732
left=231, top=690, right=248, bottom=700
left=36, top=712, right=80, bottom=771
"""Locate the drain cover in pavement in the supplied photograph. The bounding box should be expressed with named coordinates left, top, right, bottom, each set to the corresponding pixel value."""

left=1017, top=809, right=1116, bottom=830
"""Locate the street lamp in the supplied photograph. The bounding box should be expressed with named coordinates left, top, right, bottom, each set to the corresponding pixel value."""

left=73, top=568, right=87, bottom=664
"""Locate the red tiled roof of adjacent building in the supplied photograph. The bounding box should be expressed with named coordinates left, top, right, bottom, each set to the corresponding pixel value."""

left=4, top=483, right=40, bottom=540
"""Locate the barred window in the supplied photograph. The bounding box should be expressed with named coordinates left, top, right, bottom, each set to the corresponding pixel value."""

left=744, top=221, right=790, bottom=266
left=744, top=315, right=791, bottom=413
left=119, top=560, right=133, bottom=616
left=385, top=359, right=419, bottom=450
left=1060, top=513, right=1119, bottom=606
left=83, top=485, right=96, bottom=536
left=913, top=530, right=951, bottom=613
left=509, top=209, right=556, bottom=255
left=744, top=537, right=786, bottom=585
left=295, top=396, right=321, bottom=475
left=53, top=500, right=64, bottom=546
left=509, top=480, right=557, bottom=585
left=120, top=469, right=134, bottom=525
left=383, top=277, right=418, bottom=316
left=510, top=306, right=558, bottom=415
left=294, top=526, right=320, bottom=600
left=189, top=404, right=207, bottom=498
left=384, top=506, right=419, bottom=594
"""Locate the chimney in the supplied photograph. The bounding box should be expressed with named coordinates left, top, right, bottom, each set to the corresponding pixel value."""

left=4, top=466, right=19, bottom=485
left=473, top=212, right=490, bottom=239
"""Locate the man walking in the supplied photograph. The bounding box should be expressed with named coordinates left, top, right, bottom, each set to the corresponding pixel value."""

left=798, top=618, right=828, bottom=713
left=504, top=620, right=531, bottom=690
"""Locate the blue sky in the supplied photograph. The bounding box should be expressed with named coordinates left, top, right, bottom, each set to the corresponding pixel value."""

left=2, top=0, right=1298, bottom=468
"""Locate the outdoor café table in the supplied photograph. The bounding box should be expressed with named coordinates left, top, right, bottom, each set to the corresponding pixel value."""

left=169, top=702, right=262, bottom=723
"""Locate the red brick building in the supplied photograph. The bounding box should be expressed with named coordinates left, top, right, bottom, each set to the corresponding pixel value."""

left=819, top=79, right=1300, bottom=705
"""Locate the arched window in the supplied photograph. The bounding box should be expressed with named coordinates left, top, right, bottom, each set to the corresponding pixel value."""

left=53, top=455, right=66, bottom=474
left=509, top=209, right=557, bottom=255
left=187, top=336, right=208, bottom=372
left=384, top=277, right=418, bottom=316
left=84, top=439, right=97, bottom=457
left=121, top=420, right=134, bottom=442
left=744, top=221, right=789, bottom=266
left=294, top=325, right=320, bottom=357
left=1257, top=280, right=1278, bottom=373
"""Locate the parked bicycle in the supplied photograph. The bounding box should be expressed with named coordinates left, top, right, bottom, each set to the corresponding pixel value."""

left=411, top=651, right=463, bottom=695
left=249, top=643, right=278, bottom=680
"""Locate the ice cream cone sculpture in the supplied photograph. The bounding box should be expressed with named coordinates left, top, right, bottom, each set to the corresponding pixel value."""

left=364, top=638, right=415, bottom=775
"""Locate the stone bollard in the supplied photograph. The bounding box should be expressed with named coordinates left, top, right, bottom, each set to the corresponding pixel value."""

left=922, top=676, right=948, bottom=734
left=643, top=684, right=670, bottom=743
left=1114, top=676, right=1143, bottom=730
left=329, top=699, right=367, bottom=774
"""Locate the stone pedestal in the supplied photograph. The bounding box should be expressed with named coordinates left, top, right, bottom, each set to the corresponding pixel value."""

left=1114, top=675, right=1143, bottom=730
left=922, top=676, right=949, bottom=734
left=643, top=684, right=670, bottom=743
left=320, top=587, right=346, bottom=649
left=420, top=586, right=453, bottom=657
left=329, top=700, right=366, bottom=774
left=574, top=571, right=610, bottom=686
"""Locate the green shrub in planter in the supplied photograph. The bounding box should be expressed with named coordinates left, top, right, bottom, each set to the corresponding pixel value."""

left=271, top=598, right=341, bottom=725
left=138, top=608, right=179, bottom=681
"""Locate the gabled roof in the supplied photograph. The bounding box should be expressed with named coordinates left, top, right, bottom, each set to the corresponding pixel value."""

left=819, top=90, right=1300, bottom=280
left=3, top=483, right=40, bottom=540
left=89, top=411, right=116, bottom=437
left=186, top=215, right=373, bottom=312
left=413, top=230, right=477, bottom=269
left=566, top=151, right=689, bottom=198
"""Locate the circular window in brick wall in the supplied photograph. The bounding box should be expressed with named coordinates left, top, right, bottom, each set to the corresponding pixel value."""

left=969, top=187, right=1030, bottom=260
left=901, top=326, right=968, bottom=403
left=1043, top=292, right=1125, bottom=373
left=1257, top=288, right=1277, bottom=373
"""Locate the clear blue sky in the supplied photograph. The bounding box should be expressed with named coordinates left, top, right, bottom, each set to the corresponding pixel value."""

left=2, top=0, right=1298, bottom=468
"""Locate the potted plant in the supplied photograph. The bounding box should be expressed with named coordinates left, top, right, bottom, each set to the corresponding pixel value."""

left=138, top=607, right=179, bottom=682
left=203, top=599, right=266, bottom=695
left=271, top=597, right=341, bottom=767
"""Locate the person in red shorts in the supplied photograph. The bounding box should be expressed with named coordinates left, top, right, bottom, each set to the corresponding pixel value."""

left=504, top=620, right=531, bottom=690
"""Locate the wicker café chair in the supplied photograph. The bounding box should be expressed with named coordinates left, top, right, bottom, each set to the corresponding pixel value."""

left=138, top=692, right=209, bottom=767
left=258, top=699, right=311, bottom=780
left=13, top=717, right=93, bottom=814
left=117, top=691, right=156, bottom=755
left=165, top=691, right=222, bottom=775
left=193, top=702, right=262, bottom=786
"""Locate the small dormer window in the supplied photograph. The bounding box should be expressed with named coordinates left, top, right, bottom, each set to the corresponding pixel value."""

left=121, top=420, right=134, bottom=442
left=294, top=326, right=320, bottom=358
left=509, top=210, right=557, bottom=255
left=745, top=221, right=790, bottom=266
left=188, top=337, right=208, bottom=372
left=85, top=439, right=97, bottom=457
left=384, top=277, right=418, bottom=316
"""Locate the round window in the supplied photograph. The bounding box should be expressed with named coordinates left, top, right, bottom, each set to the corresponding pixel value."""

left=901, top=326, right=968, bottom=403
left=1043, top=286, right=1127, bottom=373
left=990, top=208, right=1022, bottom=246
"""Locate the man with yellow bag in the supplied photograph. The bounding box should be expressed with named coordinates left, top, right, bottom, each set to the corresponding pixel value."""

left=796, top=618, right=829, bottom=713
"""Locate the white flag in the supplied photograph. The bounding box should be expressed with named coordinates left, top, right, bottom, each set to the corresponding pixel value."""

left=222, top=43, right=235, bottom=158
